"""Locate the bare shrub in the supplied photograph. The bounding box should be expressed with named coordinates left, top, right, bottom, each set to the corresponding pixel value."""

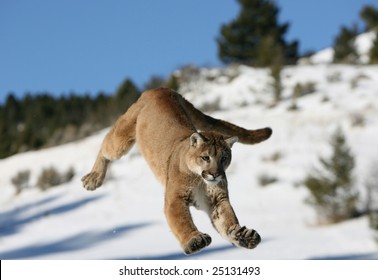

left=199, top=98, right=221, bottom=113
left=258, top=173, right=278, bottom=187
left=350, top=112, right=366, bottom=127
left=327, top=71, right=342, bottom=83
left=294, top=82, right=317, bottom=97
left=262, top=151, right=283, bottom=162
left=37, top=166, right=75, bottom=191
left=11, top=170, right=30, bottom=194
left=350, top=73, right=370, bottom=89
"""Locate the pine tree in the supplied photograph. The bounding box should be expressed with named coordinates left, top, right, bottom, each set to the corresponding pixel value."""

left=333, top=25, right=359, bottom=64
left=217, top=0, right=298, bottom=66
left=143, top=76, right=166, bottom=91
left=303, top=128, right=358, bottom=224
left=369, top=32, right=378, bottom=64
left=360, top=5, right=378, bottom=31
left=113, top=79, right=140, bottom=116
left=165, top=73, right=180, bottom=91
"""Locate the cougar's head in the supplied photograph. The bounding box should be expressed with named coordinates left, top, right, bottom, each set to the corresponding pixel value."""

left=187, top=131, right=238, bottom=185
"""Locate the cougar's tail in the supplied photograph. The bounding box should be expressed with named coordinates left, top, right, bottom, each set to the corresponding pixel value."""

left=180, top=95, right=272, bottom=145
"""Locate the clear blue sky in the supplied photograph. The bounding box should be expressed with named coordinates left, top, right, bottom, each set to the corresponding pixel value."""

left=1, top=0, right=377, bottom=102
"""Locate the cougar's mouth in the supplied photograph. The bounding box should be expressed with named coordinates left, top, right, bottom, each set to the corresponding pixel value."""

left=202, top=171, right=223, bottom=184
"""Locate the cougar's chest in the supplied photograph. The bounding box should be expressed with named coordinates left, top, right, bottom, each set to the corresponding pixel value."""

left=190, top=184, right=208, bottom=211
left=190, top=183, right=220, bottom=212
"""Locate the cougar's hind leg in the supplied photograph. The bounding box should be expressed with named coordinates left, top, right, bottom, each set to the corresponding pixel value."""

left=82, top=104, right=139, bottom=191
left=101, top=114, right=137, bottom=161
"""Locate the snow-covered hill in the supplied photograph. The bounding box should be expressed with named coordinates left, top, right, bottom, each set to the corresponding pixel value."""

left=1, top=63, right=378, bottom=259
left=302, top=31, right=376, bottom=65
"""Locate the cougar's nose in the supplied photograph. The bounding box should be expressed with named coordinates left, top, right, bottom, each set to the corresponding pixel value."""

left=212, top=172, right=222, bottom=180
left=210, top=172, right=223, bottom=181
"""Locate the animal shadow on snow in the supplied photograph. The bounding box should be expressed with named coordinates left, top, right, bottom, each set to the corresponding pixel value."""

left=0, top=222, right=151, bottom=259
left=309, top=252, right=378, bottom=260
left=116, top=244, right=238, bottom=260
left=0, top=195, right=104, bottom=237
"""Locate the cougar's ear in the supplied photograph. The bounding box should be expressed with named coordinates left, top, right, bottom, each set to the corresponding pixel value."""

left=225, top=136, right=238, bottom=148
left=190, top=133, right=204, bottom=148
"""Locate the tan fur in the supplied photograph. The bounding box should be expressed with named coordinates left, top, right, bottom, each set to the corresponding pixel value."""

left=82, top=88, right=272, bottom=254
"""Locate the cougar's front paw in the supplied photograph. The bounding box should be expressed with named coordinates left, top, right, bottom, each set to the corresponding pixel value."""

left=81, top=172, right=104, bottom=191
left=231, top=226, right=261, bottom=249
left=183, top=232, right=212, bottom=255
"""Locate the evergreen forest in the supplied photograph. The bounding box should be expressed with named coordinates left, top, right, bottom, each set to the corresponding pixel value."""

left=0, top=79, right=140, bottom=159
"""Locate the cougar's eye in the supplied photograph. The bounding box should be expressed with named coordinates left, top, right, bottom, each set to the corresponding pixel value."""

left=201, top=155, right=210, bottom=162
left=220, top=156, right=227, bottom=164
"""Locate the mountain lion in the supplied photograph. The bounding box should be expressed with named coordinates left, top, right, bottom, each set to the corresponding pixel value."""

left=82, top=87, right=272, bottom=254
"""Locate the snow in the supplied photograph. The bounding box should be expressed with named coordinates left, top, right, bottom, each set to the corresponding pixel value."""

left=301, top=31, right=377, bottom=65
left=356, top=31, right=377, bottom=64
left=307, top=48, right=334, bottom=65
left=1, top=60, right=378, bottom=260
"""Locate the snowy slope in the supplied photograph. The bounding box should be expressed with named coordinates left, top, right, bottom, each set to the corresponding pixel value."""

left=1, top=64, right=378, bottom=260
left=302, top=31, right=376, bottom=65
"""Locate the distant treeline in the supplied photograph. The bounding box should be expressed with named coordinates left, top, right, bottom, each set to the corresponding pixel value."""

left=0, top=79, right=140, bottom=159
